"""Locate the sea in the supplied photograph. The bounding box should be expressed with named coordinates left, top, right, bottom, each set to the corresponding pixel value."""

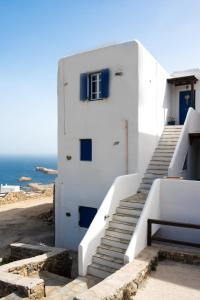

left=0, top=155, right=57, bottom=190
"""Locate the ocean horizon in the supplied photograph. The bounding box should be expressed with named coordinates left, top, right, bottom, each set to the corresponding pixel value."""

left=0, top=155, right=57, bottom=189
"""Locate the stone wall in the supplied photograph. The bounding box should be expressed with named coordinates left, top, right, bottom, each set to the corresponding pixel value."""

left=0, top=243, right=72, bottom=299
left=0, top=273, right=44, bottom=299
left=8, top=243, right=72, bottom=278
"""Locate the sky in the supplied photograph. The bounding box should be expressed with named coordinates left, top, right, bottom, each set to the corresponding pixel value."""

left=0, top=0, right=200, bottom=155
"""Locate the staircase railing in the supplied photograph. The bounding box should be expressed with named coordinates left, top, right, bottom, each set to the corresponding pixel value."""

left=78, top=173, right=141, bottom=276
left=168, top=108, right=194, bottom=177
left=124, top=179, right=161, bottom=263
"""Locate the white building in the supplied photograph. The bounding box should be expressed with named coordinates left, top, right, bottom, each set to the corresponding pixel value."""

left=0, top=184, right=20, bottom=193
left=56, top=40, right=200, bottom=255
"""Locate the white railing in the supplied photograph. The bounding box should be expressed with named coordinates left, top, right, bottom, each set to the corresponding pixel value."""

left=168, top=108, right=194, bottom=177
left=124, top=179, right=161, bottom=263
left=78, top=173, right=141, bottom=276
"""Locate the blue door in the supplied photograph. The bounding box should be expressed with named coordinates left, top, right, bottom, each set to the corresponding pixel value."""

left=179, top=91, right=195, bottom=125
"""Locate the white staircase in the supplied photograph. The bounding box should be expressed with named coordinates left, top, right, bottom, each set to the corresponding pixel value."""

left=87, top=192, right=146, bottom=279
left=138, top=125, right=183, bottom=193
left=86, top=125, right=183, bottom=280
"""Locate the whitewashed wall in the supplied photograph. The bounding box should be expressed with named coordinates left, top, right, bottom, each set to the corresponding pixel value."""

left=137, top=42, right=170, bottom=174
left=56, top=41, right=170, bottom=250
left=160, top=179, right=200, bottom=242
left=126, top=179, right=200, bottom=260
left=56, top=42, right=139, bottom=249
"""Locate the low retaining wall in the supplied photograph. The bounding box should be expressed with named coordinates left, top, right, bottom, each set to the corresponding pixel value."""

left=75, top=248, right=159, bottom=300
left=75, top=245, right=200, bottom=300
left=0, top=243, right=72, bottom=299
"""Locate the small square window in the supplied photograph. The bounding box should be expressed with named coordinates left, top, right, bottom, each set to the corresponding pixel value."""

left=79, top=206, right=97, bottom=228
left=80, top=139, right=92, bottom=161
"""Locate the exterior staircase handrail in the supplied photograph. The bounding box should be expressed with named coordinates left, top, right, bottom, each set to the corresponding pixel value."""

left=168, top=107, right=194, bottom=177
left=78, top=173, right=141, bottom=276
left=124, top=179, right=161, bottom=263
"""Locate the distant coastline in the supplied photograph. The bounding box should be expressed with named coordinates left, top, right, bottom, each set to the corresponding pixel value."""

left=0, top=155, right=57, bottom=189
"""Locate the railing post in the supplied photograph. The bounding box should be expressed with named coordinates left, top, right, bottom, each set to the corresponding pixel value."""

left=147, top=219, right=152, bottom=246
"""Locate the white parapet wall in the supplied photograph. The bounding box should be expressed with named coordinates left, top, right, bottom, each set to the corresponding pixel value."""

left=168, top=107, right=200, bottom=178
left=125, top=179, right=161, bottom=263
left=125, top=178, right=200, bottom=263
left=78, top=173, right=141, bottom=276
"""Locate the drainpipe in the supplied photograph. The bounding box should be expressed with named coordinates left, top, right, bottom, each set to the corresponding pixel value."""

left=125, top=120, right=129, bottom=174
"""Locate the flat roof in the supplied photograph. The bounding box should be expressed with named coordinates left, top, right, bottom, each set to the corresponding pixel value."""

left=167, top=75, right=198, bottom=86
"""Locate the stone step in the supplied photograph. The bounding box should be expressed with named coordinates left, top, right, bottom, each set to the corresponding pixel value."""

left=162, top=131, right=181, bottom=135
left=97, top=244, right=125, bottom=259
left=113, top=213, right=139, bottom=224
left=159, top=136, right=180, bottom=141
left=143, top=173, right=164, bottom=179
left=109, top=220, right=135, bottom=231
left=116, top=206, right=141, bottom=216
left=145, top=173, right=167, bottom=179
left=139, top=183, right=151, bottom=191
left=87, top=263, right=115, bottom=279
left=149, top=160, right=169, bottom=166
left=160, top=132, right=181, bottom=139
left=162, top=131, right=182, bottom=135
left=156, top=145, right=176, bottom=150
left=138, top=188, right=150, bottom=194
left=153, top=152, right=173, bottom=157
left=158, top=141, right=178, bottom=146
left=164, top=125, right=183, bottom=129
left=124, top=193, right=147, bottom=202
left=145, top=169, right=168, bottom=175
left=154, top=148, right=175, bottom=153
left=92, top=253, right=124, bottom=270
left=144, top=173, right=167, bottom=179
left=147, top=164, right=168, bottom=171
left=151, top=156, right=171, bottom=162
left=142, top=178, right=156, bottom=184
left=120, top=200, right=144, bottom=209
left=105, top=227, right=133, bottom=240
left=102, top=235, right=129, bottom=250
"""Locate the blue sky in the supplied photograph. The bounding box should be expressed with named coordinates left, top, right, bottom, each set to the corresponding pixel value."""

left=0, top=0, right=200, bottom=155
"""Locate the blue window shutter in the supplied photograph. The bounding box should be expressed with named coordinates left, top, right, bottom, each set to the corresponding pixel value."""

left=101, top=68, right=110, bottom=98
left=80, top=73, right=88, bottom=101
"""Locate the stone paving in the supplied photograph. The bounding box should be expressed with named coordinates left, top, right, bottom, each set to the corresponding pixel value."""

left=134, top=259, right=200, bottom=300
left=46, top=275, right=101, bottom=299
left=30, top=271, right=71, bottom=297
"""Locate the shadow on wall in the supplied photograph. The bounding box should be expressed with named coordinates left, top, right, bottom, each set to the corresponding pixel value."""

left=137, top=131, right=161, bottom=176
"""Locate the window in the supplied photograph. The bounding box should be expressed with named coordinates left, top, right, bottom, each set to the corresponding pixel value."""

left=90, top=72, right=101, bottom=100
left=80, top=69, right=110, bottom=101
left=80, top=139, right=92, bottom=161
left=79, top=206, right=97, bottom=228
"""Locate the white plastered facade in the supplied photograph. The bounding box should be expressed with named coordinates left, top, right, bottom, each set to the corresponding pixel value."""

left=55, top=41, right=172, bottom=250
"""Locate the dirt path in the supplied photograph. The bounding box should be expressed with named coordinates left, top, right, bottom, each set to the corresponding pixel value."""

left=134, top=260, right=200, bottom=300
left=0, top=197, right=54, bottom=257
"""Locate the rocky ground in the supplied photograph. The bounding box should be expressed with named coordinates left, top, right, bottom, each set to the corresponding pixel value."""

left=0, top=197, right=54, bottom=258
